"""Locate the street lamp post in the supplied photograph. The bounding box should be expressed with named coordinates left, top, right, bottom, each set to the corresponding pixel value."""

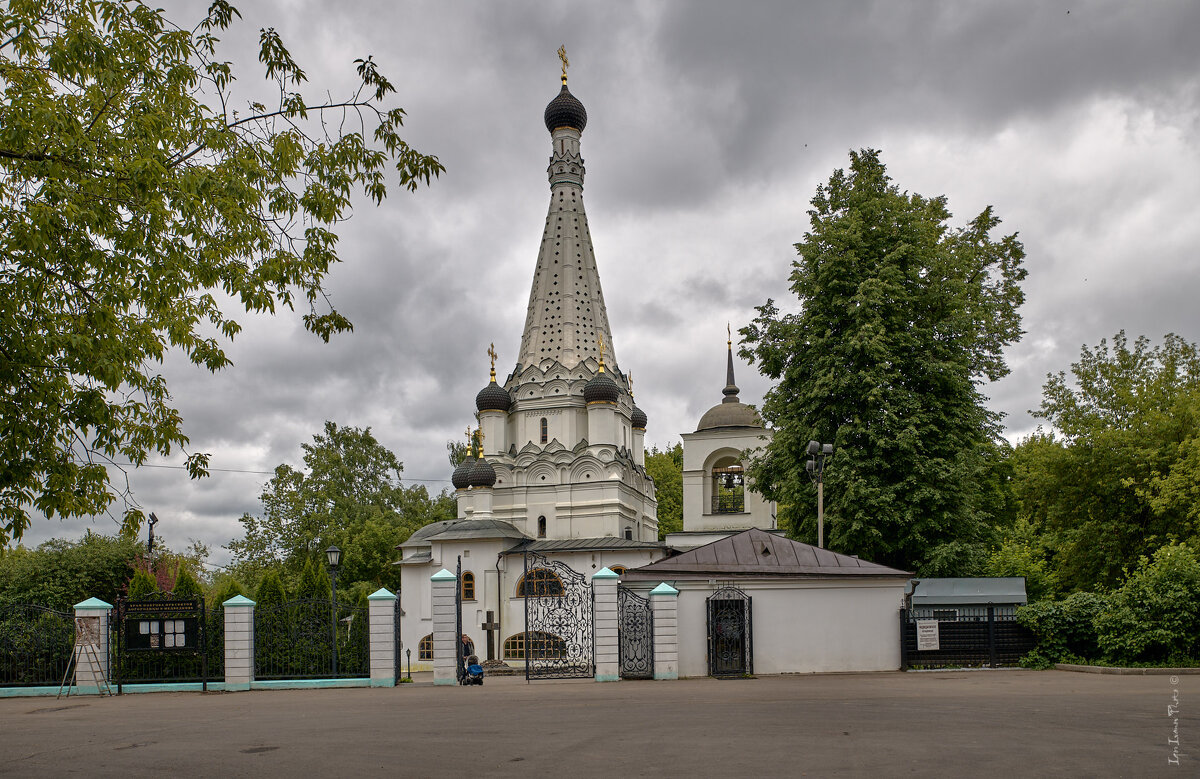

left=805, top=440, right=834, bottom=548
left=326, top=545, right=342, bottom=677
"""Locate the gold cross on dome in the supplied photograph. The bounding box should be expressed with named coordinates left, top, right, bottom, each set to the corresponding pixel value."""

left=628, top=371, right=634, bottom=397
left=597, top=333, right=606, bottom=371
left=487, top=342, right=497, bottom=379
left=557, top=45, right=569, bottom=83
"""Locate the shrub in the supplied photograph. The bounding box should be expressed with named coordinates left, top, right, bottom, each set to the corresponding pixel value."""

left=1095, top=542, right=1200, bottom=664
left=1017, top=591, right=1106, bottom=666
left=126, top=568, right=159, bottom=598
left=255, top=569, right=287, bottom=608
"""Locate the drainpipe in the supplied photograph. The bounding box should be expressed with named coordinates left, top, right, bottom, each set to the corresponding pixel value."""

left=495, top=551, right=505, bottom=661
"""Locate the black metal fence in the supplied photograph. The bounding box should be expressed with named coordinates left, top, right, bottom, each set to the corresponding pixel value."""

left=900, top=607, right=1035, bottom=670
left=254, top=599, right=369, bottom=680
left=111, top=596, right=215, bottom=690
left=0, top=603, right=75, bottom=687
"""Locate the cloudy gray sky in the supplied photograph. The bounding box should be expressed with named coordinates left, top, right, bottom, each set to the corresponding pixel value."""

left=15, top=1, right=1200, bottom=568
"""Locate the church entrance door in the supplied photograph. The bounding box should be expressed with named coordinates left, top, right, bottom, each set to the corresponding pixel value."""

left=706, top=586, right=753, bottom=676
left=617, top=586, right=653, bottom=679
left=523, top=551, right=594, bottom=680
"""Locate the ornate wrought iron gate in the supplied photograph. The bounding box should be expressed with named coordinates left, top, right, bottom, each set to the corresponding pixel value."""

left=523, top=551, right=593, bottom=680
left=707, top=586, right=752, bottom=676
left=617, top=586, right=653, bottom=679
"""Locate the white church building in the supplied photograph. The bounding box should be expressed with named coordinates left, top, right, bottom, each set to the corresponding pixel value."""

left=394, top=63, right=909, bottom=679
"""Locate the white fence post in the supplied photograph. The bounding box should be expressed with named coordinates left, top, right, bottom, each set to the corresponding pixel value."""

left=72, top=598, right=112, bottom=694
left=368, top=588, right=397, bottom=687
left=592, top=568, right=620, bottom=682
left=431, top=569, right=458, bottom=686
left=650, top=583, right=679, bottom=680
left=222, top=595, right=255, bottom=691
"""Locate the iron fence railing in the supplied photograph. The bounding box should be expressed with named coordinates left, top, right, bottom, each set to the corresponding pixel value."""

left=900, top=607, right=1035, bottom=670
left=254, top=599, right=369, bottom=680
left=0, top=603, right=75, bottom=687
left=711, top=494, right=745, bottom=514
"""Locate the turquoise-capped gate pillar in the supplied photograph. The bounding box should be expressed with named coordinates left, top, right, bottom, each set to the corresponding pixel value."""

left=651, top=583, right=679, bottom=680
left=431, top=569, right=458, bottom=685
left=592, top=568, right=619, bottom=682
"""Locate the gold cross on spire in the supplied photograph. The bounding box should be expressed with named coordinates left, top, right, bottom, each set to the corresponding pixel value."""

left=557, top=45, right=569, bottom=84
left=597, top=333, right=606, bottom=372
left=628, top=371, right=634, bottom=398
left=487, top=342, right=497, bottom=381
left=727, top=322, right=732, bottom=347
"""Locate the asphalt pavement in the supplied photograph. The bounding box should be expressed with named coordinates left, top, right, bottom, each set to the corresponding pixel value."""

left=1, top=669, right=1193, bottom=777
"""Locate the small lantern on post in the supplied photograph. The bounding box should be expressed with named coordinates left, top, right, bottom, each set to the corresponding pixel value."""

left=326, top=545, right=342, bottom=676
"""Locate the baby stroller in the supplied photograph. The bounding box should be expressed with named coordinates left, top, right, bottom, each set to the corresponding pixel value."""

left=462, top=654, right=484, bottom=685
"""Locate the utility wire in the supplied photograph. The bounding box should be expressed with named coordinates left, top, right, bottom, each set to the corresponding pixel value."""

left=113, top=462, right=452, bottom=483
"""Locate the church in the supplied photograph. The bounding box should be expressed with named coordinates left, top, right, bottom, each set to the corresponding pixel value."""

left=394, top=57, right=909, bottom=678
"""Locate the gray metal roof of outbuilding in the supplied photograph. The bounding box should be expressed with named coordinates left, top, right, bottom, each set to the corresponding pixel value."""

left=622, top=528, right=910, bottom=579
left=504, top=537, right=666, bottom=554
left=909, top=577, right=1028, bottom=605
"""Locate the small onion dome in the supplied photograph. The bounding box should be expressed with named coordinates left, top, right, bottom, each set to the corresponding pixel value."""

left=544, top=84, right=587, bottom=133
left=631, top=404, right=648, bottom=430
left=475, top=380, right=511, bottom=413
left=584, top=371, right=620, bottom=404
left=451, top=454, right=475, bottom=490
left=467, top=456, right=497, bottom=488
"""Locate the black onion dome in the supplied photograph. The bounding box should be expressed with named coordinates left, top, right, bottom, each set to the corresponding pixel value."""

left=584, top=371, right=620, bottom=404
left=475, top=381, right=511, bottom=413
left=467, top=456, right=497, bottom=488
left=451, top=455, right=475, bottom=490
left=544, top=84, right=587, bottom=133
left=631, top=405, right=647, bottom=430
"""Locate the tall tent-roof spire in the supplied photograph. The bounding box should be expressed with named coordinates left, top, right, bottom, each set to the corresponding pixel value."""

left=696, top=325, right=762, bottom=432
left=518, top=54, right=615, bottom=373
left=723, top=322, right=739, bottom=403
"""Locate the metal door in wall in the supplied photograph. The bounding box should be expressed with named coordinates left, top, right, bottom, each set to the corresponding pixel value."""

left=707, top=586, right=753, bottom=676
left=617, top=586, right=653, bottom=679
left=523, top=551, right=593, bottom=680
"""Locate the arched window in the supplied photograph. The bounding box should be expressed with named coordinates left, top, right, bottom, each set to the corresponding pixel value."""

left=461, top=571, right=476, bottom=601
left=712, top=461, right=745, bottom=514
left=516, top=568, right=564, bottom=597
left=609, top=565, right=628, bottom=577
left=419, top=633, right=474, bottom=661
left=503, top=631, right=567, bottom=660
left=540, top=417, right=548, bottom=444
left=537, top=515, right=547, bottom=538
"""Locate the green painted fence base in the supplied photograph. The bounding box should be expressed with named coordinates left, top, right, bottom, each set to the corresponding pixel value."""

left=0, top=686, right=62, bottom=698
left=654, top=671, right=678, bottom=681
left=595, top=674, right=619, bottom=682
left=369, top=677, right=395, bottom=688
left=250, top=678, right=371, bottom=690
left=433, top=677, right=456, bottom=686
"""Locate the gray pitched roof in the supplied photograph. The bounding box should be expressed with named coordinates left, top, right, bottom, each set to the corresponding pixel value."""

left=504, top=537, right=666, bottom=554
left=622, top=528, right=910, bottom=579
left=399, top=518, right=527, bottom=549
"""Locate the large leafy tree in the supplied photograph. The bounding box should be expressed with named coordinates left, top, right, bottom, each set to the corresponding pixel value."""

left=742, top=149, right=1025, bottom=575
left=0, top=1, right=443, bottom=543
left=228, top=421, right=454, bottom=590
left=1015, top=332, right=1200, bottom=591
left=644, top=443, right=682, bottom=539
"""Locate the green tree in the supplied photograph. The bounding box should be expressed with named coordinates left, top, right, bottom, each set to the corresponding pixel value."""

left=228, top=422, right=454, bottom=589
left=645, top=443, right=683, bottom=539
left=254, top=569, right=286, bottom=607
left=208, top=577, right=246, bottom=608
left=742, top=149, right=1026, bottom=574
left=1017, top=333, right=1200, bottom=591
left=0, top=531, right=141, bottom=608
left=0, top=0, right=443, bottom=544
left=126, top=567, right=158, bottom=598
left=296, top=558, right=330, bottom=600
left=171, top=564, right=204, bottom=598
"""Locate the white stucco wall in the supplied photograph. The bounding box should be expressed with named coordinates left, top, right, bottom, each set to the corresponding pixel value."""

left=672, top=578, right=906, bottom=677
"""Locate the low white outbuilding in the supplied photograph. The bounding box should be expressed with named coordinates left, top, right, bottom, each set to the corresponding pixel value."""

left=623, top=528, right=911, bottom=676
